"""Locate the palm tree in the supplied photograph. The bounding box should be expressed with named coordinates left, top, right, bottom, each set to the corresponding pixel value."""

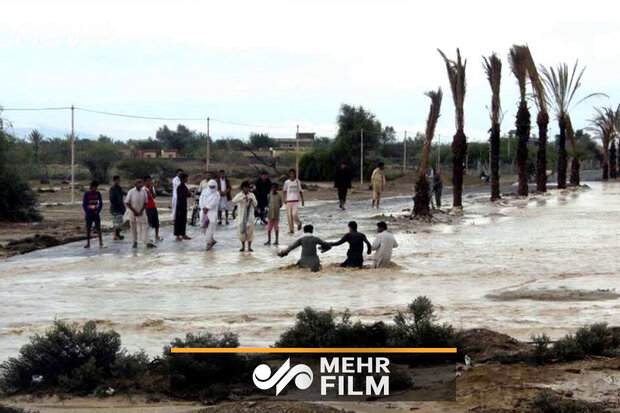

left=414, top=88, right=443, bottom=217
left=28, top=129, right=44, bottom=162
left=483, top=53, right=502, bottom=201
left=541, top=61, right=605, bottom=188
left=438, top=48, right=467, bottom=209
left=522, top=46, right=549, bottom=192
left=588, top=107, right=615, bottom=180
left=509, top=45, right=531, bottom=197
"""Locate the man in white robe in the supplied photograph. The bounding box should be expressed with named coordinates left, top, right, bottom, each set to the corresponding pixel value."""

left=199, top=179, right=221, bottom=250
left=232, top=181, right=257, bottom=252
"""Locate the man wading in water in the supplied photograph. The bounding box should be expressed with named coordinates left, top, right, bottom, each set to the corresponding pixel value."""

left=232, top=181, right=258, bottom=252
left=278, top=224, right=331, bottom=272
left=330, top=221, right=372, bottom=268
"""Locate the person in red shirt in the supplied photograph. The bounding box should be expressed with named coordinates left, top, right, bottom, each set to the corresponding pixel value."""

left=144, top=175, right=162, bottom=242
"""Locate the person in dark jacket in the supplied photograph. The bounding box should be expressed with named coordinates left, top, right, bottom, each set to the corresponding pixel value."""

left=277, top=225, right=331, bottom=272
left=174, top=173, right=193, bottom=241
left=334, top=161, right=352, bottom=210
left=330, top=221, right=372, bottom=268
left=109, top=175, right=126, bottom=240
left=254, top=170, right=272, bottom=223
left=83, top=180, right=104, bottom=249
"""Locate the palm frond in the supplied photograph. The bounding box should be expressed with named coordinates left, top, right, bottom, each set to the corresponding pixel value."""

left=482, top=53, right=502, bottom=125
left=541, top=60, right=606, bottom=119
left=522, top=45, right=546, bottom=112
left=438, top=48, right=467, bottom=129
left=508, top=45, right=529, bottom=101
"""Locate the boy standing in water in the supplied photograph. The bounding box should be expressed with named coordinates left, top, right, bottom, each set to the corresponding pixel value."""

left=82, top=181, right=104, bottom=249
left=283, top=169, right=304, bottom=234
left=144, top=175, right=162, bottom=242
left=265, top=183, right=284, bottom=245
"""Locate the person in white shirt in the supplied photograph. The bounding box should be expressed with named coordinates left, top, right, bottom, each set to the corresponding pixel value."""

left=282, top=169, right=304, bottom=234
left=371, top=221, right=398, bottom=268
left=170, top=169, right=183, bottom=221
left=199, top=179, right=221, bottom=250
left=216, top=170, right=232, bottom=225
left=125, top=179, right=155, bottom=249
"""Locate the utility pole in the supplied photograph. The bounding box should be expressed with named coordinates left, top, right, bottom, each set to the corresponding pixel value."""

left=360, top=129, right=364, bottom=185
left=206, top=117, right=210, bottom=171
left=295, top=124, right=299, bottom=176
left=70, top=105, right=75, bottom=205
left=402, top=130, right=407, bottom=174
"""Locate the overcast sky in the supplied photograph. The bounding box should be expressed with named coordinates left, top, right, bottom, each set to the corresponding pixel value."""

left=1, top=0, right=619, bottom=142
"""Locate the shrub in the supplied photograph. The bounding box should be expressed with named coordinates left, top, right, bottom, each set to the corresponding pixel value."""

left=553, top=324, right=619, bottom=361
left=111, top=350, right=150, bottom=380
left=575, top=323, right=614, bottom=356
left=530, top=390, right=608, bottom=413
left=389, top=296, right=459, bottom=349
left=162, top=332, right=247, bottom=392
left=275, top=308, right=391, bottom=348
left=532, top=333, right=552, bottom=364
left=0, top=320, right=121, bottom=394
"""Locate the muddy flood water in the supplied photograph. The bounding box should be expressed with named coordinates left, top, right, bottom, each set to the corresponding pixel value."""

left=1, top=182, right=619, bottom=359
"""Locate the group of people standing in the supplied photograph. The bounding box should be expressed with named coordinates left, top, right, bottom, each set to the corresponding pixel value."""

left=80, top=163, right=400, bottom=270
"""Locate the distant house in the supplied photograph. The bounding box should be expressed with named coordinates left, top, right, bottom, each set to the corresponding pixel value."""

left=271, top=132, right=315, bottom=151
left=161, top=149, right=180, bottom=158
left=138, top=149, right=158, bottom=159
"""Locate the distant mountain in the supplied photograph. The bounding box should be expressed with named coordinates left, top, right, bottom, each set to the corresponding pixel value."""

left=12, top=125, right=96, bottom=140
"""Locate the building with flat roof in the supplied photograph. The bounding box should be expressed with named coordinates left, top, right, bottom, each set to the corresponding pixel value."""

left=271, top=132, right=315, bottom=151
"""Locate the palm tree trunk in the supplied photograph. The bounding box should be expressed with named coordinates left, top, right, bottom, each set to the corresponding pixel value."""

left=452, top=129, right=467, bottom=207
left=610, top=141, right=618, bottom=179
left=570, top=158, right=580, bottom=186
left=414, top=176, right=431, bottom=216
left=536, top=112, right=548, bottom=192
left=516, top=100, right=530, bottom=196
left=557, top=117, right=568, bottom=189
left=490, top=123, right=501, bottom=200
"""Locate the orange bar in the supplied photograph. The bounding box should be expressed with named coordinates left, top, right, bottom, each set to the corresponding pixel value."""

left=170, top=347, right=457, bottom=354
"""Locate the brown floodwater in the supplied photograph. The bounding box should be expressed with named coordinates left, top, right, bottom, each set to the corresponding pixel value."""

left=1, top=182, right=619, bottom=359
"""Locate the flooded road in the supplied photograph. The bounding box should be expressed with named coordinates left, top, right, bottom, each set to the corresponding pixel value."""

left=1, top=182, right=619, bottom=359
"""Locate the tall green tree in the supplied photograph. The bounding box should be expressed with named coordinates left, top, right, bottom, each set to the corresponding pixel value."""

left=438, top=48, right=467, bottom=208
left=541, top=61, right=605, bottom=187
left=509, top=45, right=531, bottom=197
left=483, top=53, right=502, bottom=201
left=27, top=129, right=45, bottom=163
left=249, top=133, right=271, bottom=150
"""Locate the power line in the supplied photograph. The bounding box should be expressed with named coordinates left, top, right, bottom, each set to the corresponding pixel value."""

left=3, top=106, right=71, bottom=111
left=75, top=107, right=205, bottom=121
